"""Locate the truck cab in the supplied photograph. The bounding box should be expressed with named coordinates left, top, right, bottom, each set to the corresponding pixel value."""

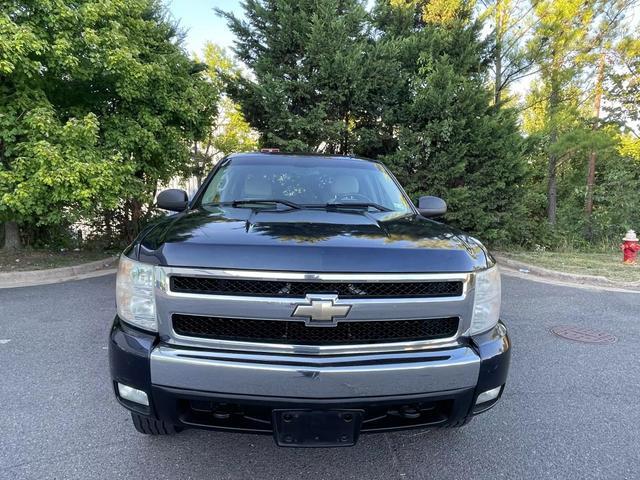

left=109, top=153, right=510, bottom=447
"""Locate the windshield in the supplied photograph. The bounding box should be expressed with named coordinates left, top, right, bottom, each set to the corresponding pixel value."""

left=199, top=156, right=413, bottom=213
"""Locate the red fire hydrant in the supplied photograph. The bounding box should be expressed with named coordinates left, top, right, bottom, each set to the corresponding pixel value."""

left=621, top=230, right=640, bottom=264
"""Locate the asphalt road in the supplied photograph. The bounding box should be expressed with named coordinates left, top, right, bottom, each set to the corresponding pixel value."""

left=1, top=273, right=639, bottom=480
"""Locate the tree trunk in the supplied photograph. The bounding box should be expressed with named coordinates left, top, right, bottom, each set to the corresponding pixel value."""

left=547, top=68, right=560, bottom=225
left=584, top=150, right=597, bottom=222
left=2, top=221, right=21, bottom=251
left=129, top=199, right=143, bottom=243
left=341, top=111, right=350, bottom=155
left=584, top=52, right=605, bottom=240
left=104, top=210, right=114, bottom=244
left=494, top=44, right=502, bottom=106
left=193, top=141, right=201, bottom=188
left=494, top=0, right=504, bottom=106
left=547, top=151, right=558, bottom=225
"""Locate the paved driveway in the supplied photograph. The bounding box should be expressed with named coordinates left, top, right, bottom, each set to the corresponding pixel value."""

left=0, top=274, right=638, bottom=479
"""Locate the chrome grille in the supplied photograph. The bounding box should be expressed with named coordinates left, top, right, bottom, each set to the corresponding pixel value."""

left=156, top=267, right=473, bottom=354
left=170, top=276, right=463, bottom=298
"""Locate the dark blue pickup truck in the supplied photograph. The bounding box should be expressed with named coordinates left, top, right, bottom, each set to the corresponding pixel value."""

left=109, top=152, right=510, bottom=446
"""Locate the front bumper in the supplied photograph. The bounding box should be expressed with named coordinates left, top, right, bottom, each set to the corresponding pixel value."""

left=109, top=317, right=510, bottom=433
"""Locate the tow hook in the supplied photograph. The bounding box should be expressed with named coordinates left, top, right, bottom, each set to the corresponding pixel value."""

left=389, top=405, right=421, bottom=419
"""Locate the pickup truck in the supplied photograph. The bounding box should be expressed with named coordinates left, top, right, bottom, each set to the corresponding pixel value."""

left=109, top=152, right=510, bottom=447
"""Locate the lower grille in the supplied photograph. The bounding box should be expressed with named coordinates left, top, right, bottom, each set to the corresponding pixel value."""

left=179, top=398, right=453, bottom=433
left=172, top=314, right=459, bottom=345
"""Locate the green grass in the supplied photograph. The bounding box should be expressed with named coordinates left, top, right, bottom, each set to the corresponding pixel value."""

left=0, top=249, right=116, bottom=273
left=500, top=251, right=640, bottom=283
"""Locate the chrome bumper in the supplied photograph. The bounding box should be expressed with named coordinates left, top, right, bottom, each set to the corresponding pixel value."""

left=149, top=345, right=480, bottom=398
left=111, top=317, right=510, bottom=433
left=147, top=266, right=483, bottom=399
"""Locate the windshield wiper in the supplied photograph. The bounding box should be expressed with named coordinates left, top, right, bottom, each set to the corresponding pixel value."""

left=204, top=199, right=303, bottom=210
left=321, top=202, right=392, bottom=212
left=204, top=199, right=391, bottom=212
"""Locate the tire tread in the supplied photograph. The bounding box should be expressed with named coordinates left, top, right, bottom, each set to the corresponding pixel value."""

left=442, top=415, right=473, bottom=428
left=131, top=412, right=180, bottom=435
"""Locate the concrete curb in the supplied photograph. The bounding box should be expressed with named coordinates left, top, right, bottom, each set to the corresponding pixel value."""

left=0, top=256, right=118, bottom=289
left=495, top=254, right=640, bottom=292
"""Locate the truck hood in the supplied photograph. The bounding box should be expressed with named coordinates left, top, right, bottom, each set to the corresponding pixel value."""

left=137, top=206, right=490, bottom=273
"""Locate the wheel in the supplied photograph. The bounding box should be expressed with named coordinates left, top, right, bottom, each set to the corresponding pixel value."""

left=442, top=415, right=473, bottom=428
left=131, top=412, right=182, bottom=435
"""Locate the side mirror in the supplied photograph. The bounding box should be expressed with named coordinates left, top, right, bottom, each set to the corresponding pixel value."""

left=417, top=196, right=447, bottom=218
left=156, top=189, right=188, bottom=212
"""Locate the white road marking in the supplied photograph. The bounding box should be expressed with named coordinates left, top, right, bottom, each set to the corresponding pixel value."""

left=0, top=339, right=11, bottom=344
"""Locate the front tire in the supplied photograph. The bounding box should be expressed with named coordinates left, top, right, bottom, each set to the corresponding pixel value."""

left=131, top=413, right=182, bottom=435
left=442, top=415, right=473, bottom=428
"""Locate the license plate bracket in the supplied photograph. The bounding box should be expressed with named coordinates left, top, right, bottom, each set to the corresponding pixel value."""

left=272, top=409, right=363, bottom=447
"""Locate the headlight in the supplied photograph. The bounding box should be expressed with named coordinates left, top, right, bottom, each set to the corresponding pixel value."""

left=469, top=266, right=501, bottom=335
left=116, top=255, right=157, bottom=332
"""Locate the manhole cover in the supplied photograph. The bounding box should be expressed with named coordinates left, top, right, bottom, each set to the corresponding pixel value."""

left=551, top=325, right=617, bottom=344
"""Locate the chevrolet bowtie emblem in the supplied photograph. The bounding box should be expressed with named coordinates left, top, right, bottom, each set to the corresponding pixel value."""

left=291, top=295, right=351, bottom=326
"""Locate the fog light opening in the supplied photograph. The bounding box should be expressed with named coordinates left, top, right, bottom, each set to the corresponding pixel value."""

left=475, top=385, right=502, bottom=405
left=117, top=383, right=149, bottom=406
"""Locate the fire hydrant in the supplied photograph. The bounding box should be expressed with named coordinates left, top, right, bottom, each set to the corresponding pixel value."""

left=621, top=230, right=640, bottom=264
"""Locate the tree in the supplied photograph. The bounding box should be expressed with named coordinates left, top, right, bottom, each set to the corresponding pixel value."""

left=209, top=99, right=258, bottom=158
left=190, top=43, right=257, bottom=187
left=0, top=2, right=128, bottom=249
left=521, top=0, right=637, bottom=240
left=218, top=0, right=528, bottom=244
left=0, top=0, right=218, bottom=248
left=581, top=0, right=637, bottom=239
left=608, top=36, right=640, bottom=131
left=217, top=0, right=395, bottom=154
left=527, top=0, right=604, bottom=225
left=374, top=0, right=528, bottom=244
left=583, top=51, right=605, bottom=232
left=478, top=0, right=538, bottom=106
left=600, top=36, right=640, bottom=241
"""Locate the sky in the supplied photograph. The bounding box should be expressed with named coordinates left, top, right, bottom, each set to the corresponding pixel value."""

left=167, top=0, right=243, bottom=56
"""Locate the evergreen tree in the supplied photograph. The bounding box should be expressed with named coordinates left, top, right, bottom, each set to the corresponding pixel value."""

left=217, top=0, right=395, bottom=155
left=221, top=0, right=528, bottom=244
left=375, top=0, right=528, bottom=244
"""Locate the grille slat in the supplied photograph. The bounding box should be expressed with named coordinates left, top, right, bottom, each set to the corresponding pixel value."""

left=170, top=277, right=463, bottom=298
left=172, top=314, right=459, bottom=345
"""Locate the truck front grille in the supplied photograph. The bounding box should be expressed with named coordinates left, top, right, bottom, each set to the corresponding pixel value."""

left=172, top=314, right=459, bottom=345
left=170, top=276, right=463, bottom=298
